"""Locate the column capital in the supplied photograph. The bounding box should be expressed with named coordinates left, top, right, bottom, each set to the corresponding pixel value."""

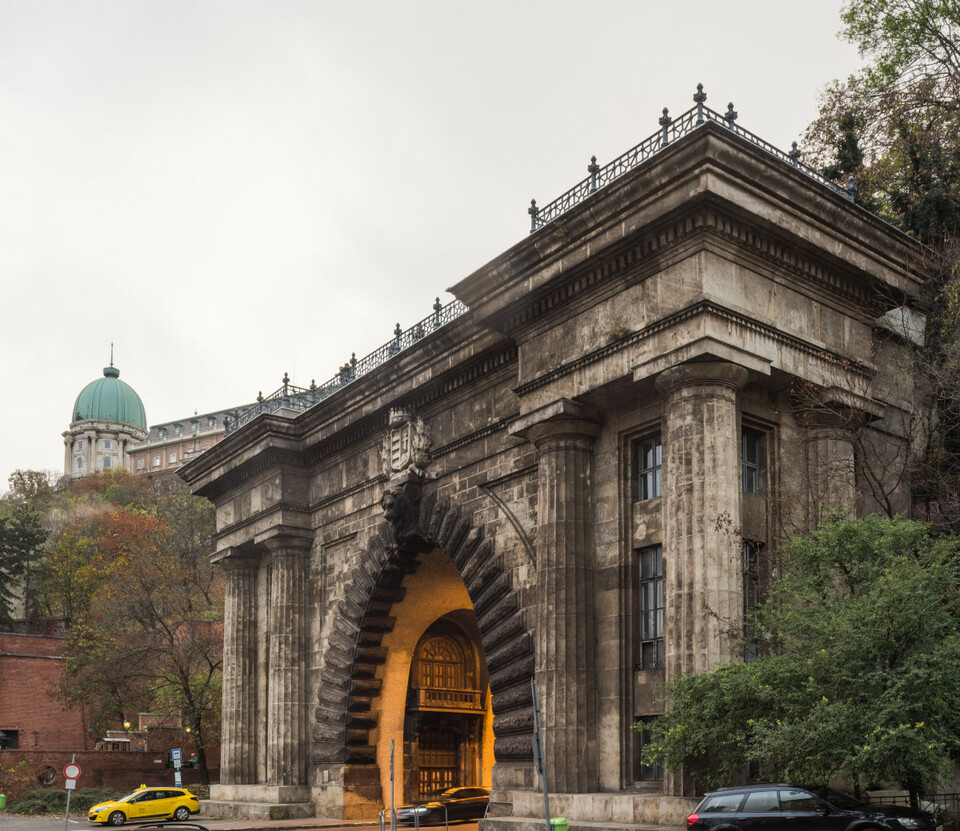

left=508, top=398, right=601, bottom=446
left=219, top=553, right=262, bottom=570
left=794, top=384, right=884, bottom=431
left=654, top=361, right=749, bottom=396
left=257, top=528, right=314, bottom=552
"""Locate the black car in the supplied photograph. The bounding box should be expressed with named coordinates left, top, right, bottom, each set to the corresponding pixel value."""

left=395, top=787, right=490, bottom=825
left=687, top=784, right=941, bottom=831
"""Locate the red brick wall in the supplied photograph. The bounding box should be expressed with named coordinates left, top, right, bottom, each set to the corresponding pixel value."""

left=0, top=749, right=219, bottom=794
left=0, top=633, right=91, bottom=751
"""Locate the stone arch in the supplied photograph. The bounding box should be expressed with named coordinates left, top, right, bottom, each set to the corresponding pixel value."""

left=312, top=491, right=535, bottom=808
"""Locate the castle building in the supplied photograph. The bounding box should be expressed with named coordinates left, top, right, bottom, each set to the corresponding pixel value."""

left=63, top=364, right=148, bottom=475
left=63, top=363, right=243, bottom=478
left=180, top=91, right=924, bottom=827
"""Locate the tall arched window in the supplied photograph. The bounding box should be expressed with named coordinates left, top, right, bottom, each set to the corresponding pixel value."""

left=76, top=458, right=83, bottom=471
left=102, top=457, right=111, bottom=469
left=417, top=636, right=464, bottom=690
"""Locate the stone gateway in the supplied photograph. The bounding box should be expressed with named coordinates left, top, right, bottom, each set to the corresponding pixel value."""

left=180, top=102, right=923, bottom=827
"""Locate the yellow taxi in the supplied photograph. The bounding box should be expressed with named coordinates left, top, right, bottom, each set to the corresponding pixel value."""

left=87, top=784, right=200, bottom=825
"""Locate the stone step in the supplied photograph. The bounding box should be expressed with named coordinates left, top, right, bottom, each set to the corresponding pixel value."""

left=200, top=799, right=315, bottom=821
left=482, top=818, right=669, bottom=831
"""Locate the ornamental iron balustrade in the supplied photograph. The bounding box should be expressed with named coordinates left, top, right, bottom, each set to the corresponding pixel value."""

left=528, top=83, right=864, bottom=234
left=225, top=297, right=467, bottom=435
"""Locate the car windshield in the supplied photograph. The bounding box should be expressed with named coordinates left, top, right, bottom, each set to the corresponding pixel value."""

left=119, top=790, right=149, bottom=803
left=811, top=788, right=866, bottom=811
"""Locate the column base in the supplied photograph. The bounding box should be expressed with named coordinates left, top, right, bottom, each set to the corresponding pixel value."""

left=481, top=790, right=698, bottom=830
left=202, top=784, right=315, bottom=820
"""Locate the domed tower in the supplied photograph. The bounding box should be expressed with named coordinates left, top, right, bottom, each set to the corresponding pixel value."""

left=63, top=363, right=148, bottom=476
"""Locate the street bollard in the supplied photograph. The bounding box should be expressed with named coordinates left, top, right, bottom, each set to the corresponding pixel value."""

left=550, top=818, right=568, bottom=831
left=0, top=793, right=6, bottom=810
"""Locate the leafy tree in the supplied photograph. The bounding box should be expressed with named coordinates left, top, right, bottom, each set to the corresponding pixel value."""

left=804, top=0, right=960, bottom=243
left=44, top=471, right=224, bottom=784
left=642, top=515, right=960, bottom=798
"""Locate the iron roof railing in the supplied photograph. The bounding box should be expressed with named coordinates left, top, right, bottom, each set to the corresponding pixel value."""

left=224, top=297, right=467, bottom=435
left=225, top=84, right=870, bottom=439
left=527, top=84, right=860, bottom=233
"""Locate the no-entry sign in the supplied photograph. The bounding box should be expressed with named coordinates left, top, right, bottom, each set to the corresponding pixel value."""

left=63, top=763, right=81, bottom=780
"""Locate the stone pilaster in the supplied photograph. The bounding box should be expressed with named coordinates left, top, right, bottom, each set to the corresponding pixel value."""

left=220, top=553, right=260, bottom=785
left=803, top=413, right=858, bottom=522
left=264, top=536, right=310, bottom=786
left=656, top=363, right=749, bottom=681
left=514, top=400, right=600, bottom=794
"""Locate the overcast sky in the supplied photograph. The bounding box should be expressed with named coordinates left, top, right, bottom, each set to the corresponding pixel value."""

left=0, top=0, right=865, bottom=488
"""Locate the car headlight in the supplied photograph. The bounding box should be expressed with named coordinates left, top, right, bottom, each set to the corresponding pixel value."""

left=896, top=819, right=925, bottom=830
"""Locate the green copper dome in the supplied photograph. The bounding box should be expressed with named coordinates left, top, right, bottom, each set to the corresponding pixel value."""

left=72, top=366, right=147, bottom=431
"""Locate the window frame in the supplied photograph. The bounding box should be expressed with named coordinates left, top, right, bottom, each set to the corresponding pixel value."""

left=741, top=426, right=766, bottom=495
left=638, top=544, right=664, bottom=670
left=636, top=434, right=662, bottom=501
left=743, top=540, right=763, bottom=662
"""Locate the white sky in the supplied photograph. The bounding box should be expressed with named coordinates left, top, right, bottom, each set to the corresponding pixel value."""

left=0, top=0, right=865, bottom=488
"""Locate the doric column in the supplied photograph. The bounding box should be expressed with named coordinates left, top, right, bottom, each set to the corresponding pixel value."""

left=656, top=363, right=749, bottom=681
left=264, top=536, right=310, bottom=786
left=512, top=399, right=600, bottom=793
left=220, top=553, right=260, bottom=784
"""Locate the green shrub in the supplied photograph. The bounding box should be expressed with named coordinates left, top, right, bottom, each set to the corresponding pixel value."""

left=7, top=787, right=123, bottom=815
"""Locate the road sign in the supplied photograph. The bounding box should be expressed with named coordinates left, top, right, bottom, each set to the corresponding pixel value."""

left=174, top=771, right=182, bottom=788
left=65, top=779, right=76, bottom=790
left=171, top=748, right=182, bottom=761
left=63, top=763, right=81, bottom=780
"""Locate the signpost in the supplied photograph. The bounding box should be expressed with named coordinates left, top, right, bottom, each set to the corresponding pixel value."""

left=531, top=678, right=551, bottom=831
left=172, top=748, right=182, bottom=788
left=63, top=756, right=81, bottom=831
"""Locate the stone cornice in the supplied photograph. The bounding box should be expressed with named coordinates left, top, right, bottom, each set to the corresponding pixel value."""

left=452, top=123, right=922, bottom=336
left=302, top=343, right=517, bottom=469
left=189, top=445, right=305, bottom=502
left=489, top=203, right=897, bottom=340
left=513, top=299, right=875, bottom=397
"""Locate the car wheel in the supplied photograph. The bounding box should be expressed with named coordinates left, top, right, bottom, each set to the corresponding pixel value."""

left=107, top=811, right=126, bottom=826
left=174, top=806, right=191, bottom=821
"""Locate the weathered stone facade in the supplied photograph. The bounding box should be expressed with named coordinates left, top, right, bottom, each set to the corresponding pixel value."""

left=180, top=120, right=924, bottom=827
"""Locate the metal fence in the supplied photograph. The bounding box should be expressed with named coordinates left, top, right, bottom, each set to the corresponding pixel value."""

left=225, top=297, right=467, bottom=435
left=527, top=83, right=860, bottom=233
left=866, top=792, right=960, bottom=829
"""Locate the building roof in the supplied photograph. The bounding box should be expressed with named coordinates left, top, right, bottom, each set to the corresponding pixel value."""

left=72, top=365, right=147, bottom=431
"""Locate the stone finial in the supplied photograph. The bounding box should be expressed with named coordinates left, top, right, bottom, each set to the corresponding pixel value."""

left=724, top=102, right=738, bottom=128
left=588, top=155, right=600, bottom=193
left=659, top=107, right=673, bottom=148
left=394, top=322, right=402, bottom=339
left=789, top=141, right=802, bottom=167
left=694, top=83, right=707, bottom=125
left=528, top=198, right=539, bottom=233
left=845, top=175, right=858, bottom=203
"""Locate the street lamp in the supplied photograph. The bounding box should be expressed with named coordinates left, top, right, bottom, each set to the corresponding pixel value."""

left=123, top=720, right=131, bottom=731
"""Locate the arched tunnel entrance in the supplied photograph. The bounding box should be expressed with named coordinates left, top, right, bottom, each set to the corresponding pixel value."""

left=312, top=494, right=535, bottom=820
left=376, top=547, right=494, bottom=804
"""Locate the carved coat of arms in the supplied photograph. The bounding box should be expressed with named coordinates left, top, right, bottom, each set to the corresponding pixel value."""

left=380, top=408, right=432, bottom=481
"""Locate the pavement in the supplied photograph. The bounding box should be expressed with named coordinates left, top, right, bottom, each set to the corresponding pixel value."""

left=0, top=814, right=478, bottom=831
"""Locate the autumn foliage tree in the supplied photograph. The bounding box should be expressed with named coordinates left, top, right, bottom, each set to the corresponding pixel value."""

left=9, top=469, right=224, bottom=784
